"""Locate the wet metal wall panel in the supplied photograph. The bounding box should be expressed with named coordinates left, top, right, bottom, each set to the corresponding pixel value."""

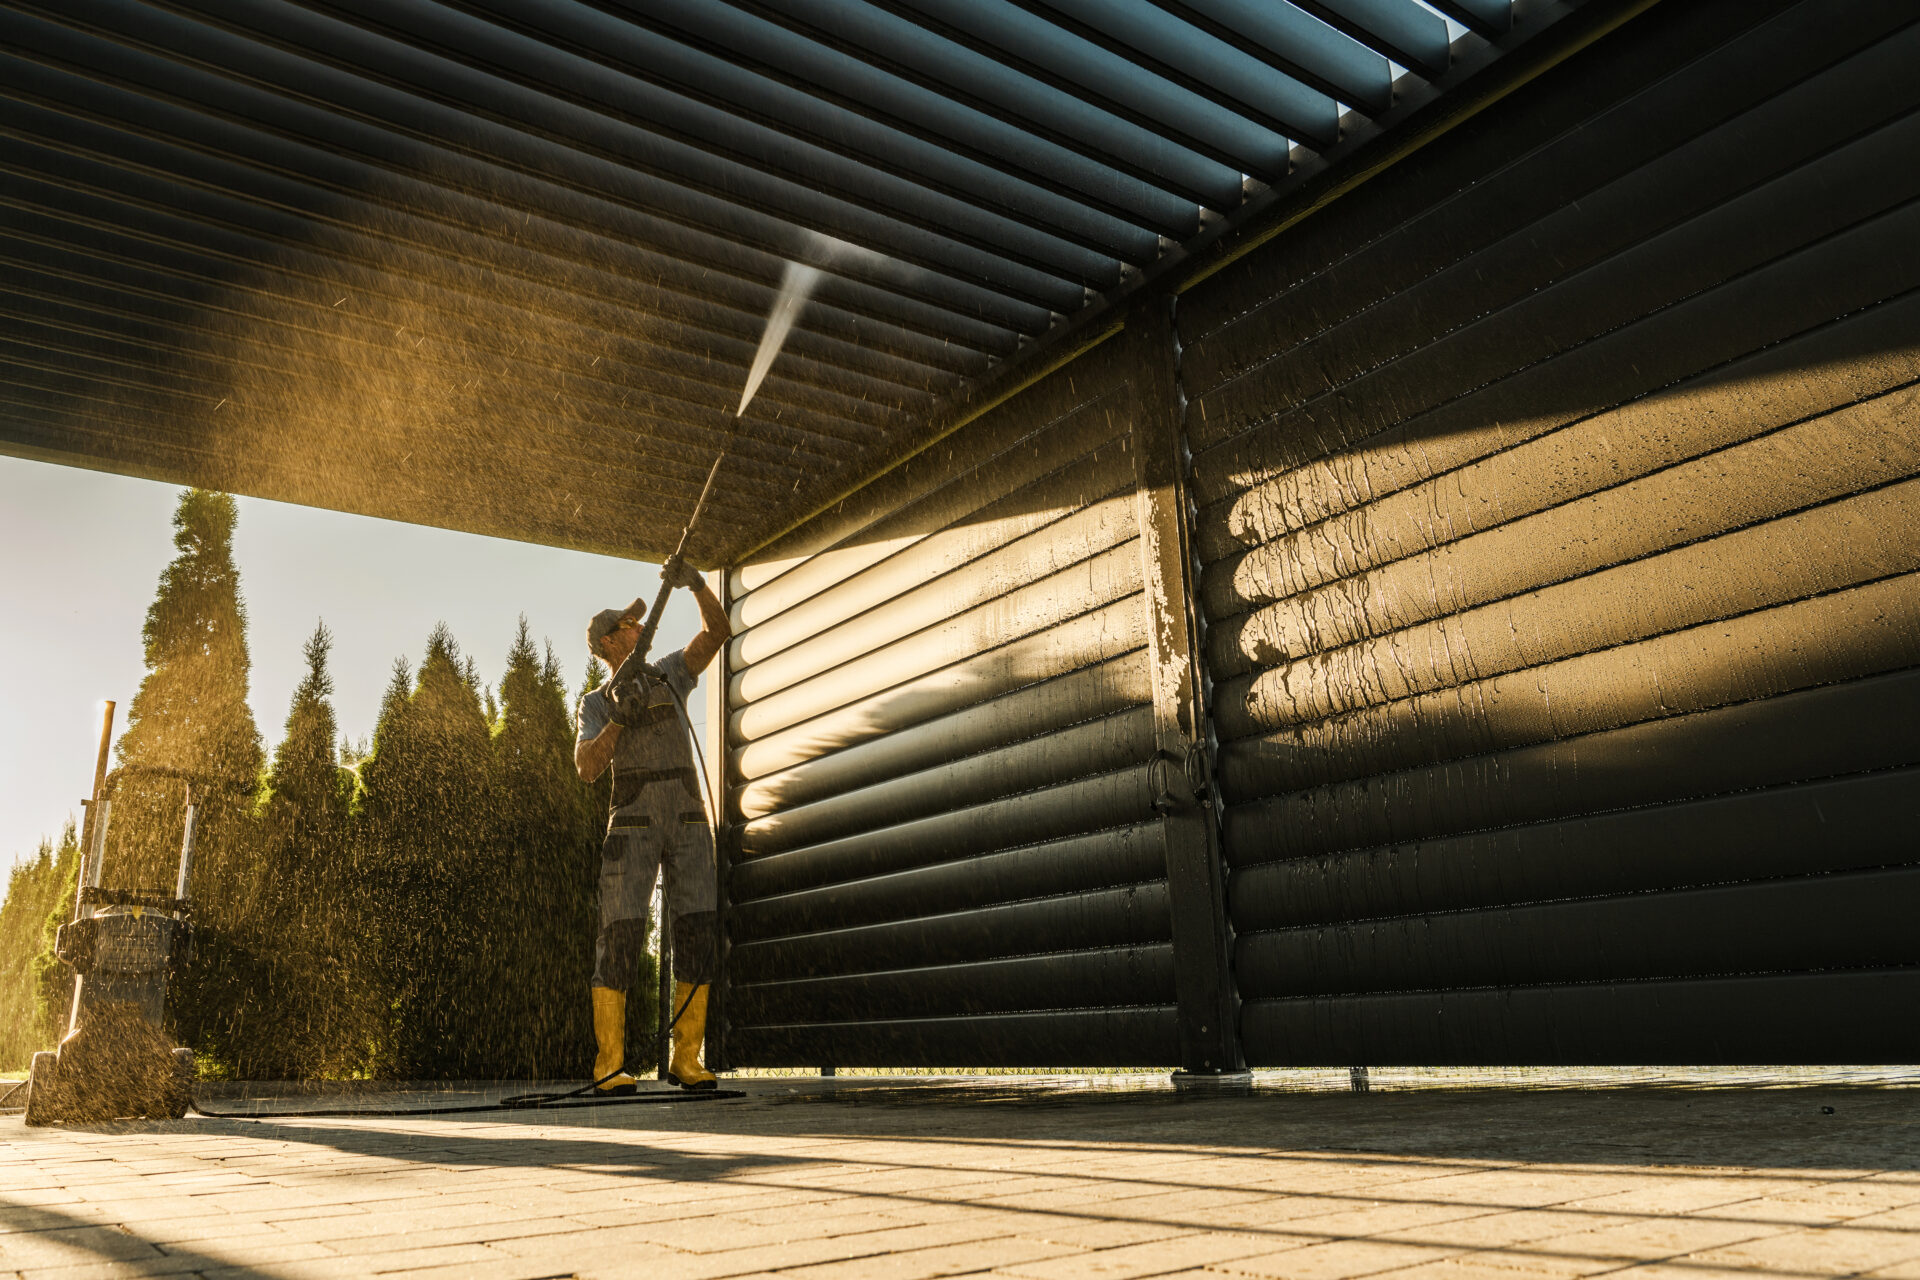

left=719, top=337, right=1183, bottom=1067
left=1178, top=0, right=1920, bottom=1064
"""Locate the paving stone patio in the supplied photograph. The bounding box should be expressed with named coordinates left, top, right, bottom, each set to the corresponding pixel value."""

left=2, top=1075, right=1915, bottom=1280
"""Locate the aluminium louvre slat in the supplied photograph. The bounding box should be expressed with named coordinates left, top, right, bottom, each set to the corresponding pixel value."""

left=1230, top=766, right=1920, bottom=932
left=860, top=0, right=1303, bottom=172
left=23, top=4, right=1094, bottom=318
left=742, top=707, right=1155, bottom=856
left=8, top=10, right=1002, bottom=377
left=0, top=165, right=1003, bottom=388
left=732, top=945, right=1177, bottom=1022
left=0, top=223, right=876, bottom=466
left=1241, top=970, right=1920, bottom=1067
left=730, top=338, right=1129, bottom=604
left=2, top=26, right=1034, bottom=354
left=729, top=541, right=1142, bottom=742
left=259, top=0, right=1155, bottom=274
left=1424, top=0, right=1511, bottom=37
left=0, top=254, right=849, bottom=478
left=728, top=1005, right=1180, bottom=1068
left=349, top=0, right=1170, bottom=260
left=729, top=490, right=1137, bottom=704
left=1221, top=665, right=1920, bottom=867
left=735, top=652, right=1149, bottom=819
left=0, top=340, right=795, bottom=513
left=1236, top=867, right=1920, bottom=1000
left=1186, top=149, right=1920, bottom=496
left=731, top=821, right=1168, bottom=938
left=1177, top=6, right=1920, bottom=417
left=1284, top=0, right=1453, bottom=79
left=0, top=55, right=954, bottom=410
left=1135, top=0, right=1395, bottom=115
left=0, top=391, right=718, bottom=562
left=0, top=379, right=763, bottom=537
left=16, top=5, right=1063, bottom=335
left=726, top=0, right=1246, bottom=210
left=1204, top=384, right=1920, bottom=689
left=0, top=283, right=846, bottom=482
left=562, top=0, right=1203, bottom=238
left=730, top=882, right=1173, bottom=978
left=1005, top=0, right=1347, bottom=145
left=731, top=599, right=1146, bottom=782
left=1211, top=479, right=1920, bottom=741
left=729, top=434, right=1135, bottom=665
left=21, top=22, right=1029, bottom=355
left=0, top=128, right=911, bottom=437
left=730, top=763, right=1164, bottom=900
left=0, top=277, right=849, bottom=476
left=163, top=0, right=1114, bottom=306
left=1212, top=572, right=1920, bottom=802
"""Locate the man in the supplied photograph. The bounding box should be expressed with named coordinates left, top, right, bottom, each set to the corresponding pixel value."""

left=575, top=563, right=730, bottom=1092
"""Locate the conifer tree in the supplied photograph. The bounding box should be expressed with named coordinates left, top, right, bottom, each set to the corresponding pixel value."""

left=243, top=623, right=364, bottom=1078
left=110, top=489, right=265, bottom=1069
left=491, top=620, right=597, bottom=1077
left=31, top=827, right=81, bottom=1052
left=356, top=627, right=501, bottom=1077
left=0, top=823, right=78, bottom=1068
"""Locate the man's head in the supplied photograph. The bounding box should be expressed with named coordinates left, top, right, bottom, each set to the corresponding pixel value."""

left=587, top=599, right=647, bottom=669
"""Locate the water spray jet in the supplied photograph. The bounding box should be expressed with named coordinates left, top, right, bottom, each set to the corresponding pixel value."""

left=737, top=260, right=821, bottom=418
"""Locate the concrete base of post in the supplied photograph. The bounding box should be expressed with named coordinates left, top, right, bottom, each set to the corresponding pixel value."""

left=1171, top=1069, right=1253, bottom=1096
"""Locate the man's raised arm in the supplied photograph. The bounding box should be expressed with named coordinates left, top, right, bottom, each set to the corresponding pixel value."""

left=680, top=570, right=732, bottom=675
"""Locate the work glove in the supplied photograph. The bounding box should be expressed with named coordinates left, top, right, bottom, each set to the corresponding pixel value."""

left=664, top=559, right=702, bottom=590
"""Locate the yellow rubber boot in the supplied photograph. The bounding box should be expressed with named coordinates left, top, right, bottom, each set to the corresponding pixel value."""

left=591, top=987, right=638, bottom=1094
left=667, top=981, right=717, bottom=1090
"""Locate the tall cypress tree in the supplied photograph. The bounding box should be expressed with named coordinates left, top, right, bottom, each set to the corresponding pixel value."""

left=347, top=658, right=410, bottom=1072
left=491, top=620, right=598, bottom=1078
left=242, top=623, right=363, bottom=1078
left=356, top=626, right=499, bottom=1077
left=110, top=489, right=265, bottom=1070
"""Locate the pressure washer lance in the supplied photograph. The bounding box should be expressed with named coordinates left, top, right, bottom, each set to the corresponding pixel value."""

left=606, top=449, right=726, bottom=703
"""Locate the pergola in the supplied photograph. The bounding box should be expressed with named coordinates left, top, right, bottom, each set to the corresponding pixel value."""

left=1, top=0, right=1567, bottom=562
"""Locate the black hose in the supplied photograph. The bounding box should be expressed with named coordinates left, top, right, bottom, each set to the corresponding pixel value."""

left=189, top=1077, right=744, bottom=1120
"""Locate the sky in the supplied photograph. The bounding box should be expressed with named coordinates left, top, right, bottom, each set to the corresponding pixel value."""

left=0, top=454, right=710, bottom=883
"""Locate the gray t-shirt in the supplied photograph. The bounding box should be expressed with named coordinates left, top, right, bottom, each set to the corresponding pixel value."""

left=577, top=648, right=700, bottom=816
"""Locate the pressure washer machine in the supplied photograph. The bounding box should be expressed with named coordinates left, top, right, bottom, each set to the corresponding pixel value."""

left=25, top=767, right=201, bottom=1126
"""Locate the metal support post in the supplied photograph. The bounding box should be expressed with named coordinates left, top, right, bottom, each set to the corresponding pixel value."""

left=708, top=570, right=736, bottom=1074
left=86, top=802, right=111, bottom=892
left=74, top=701, right=115, bottom=919
left=656, top=868, right=674, bottom=1082
left=174, top=785, right=197, bottom=902
left=1124, top=293, right=1246, bottom=1086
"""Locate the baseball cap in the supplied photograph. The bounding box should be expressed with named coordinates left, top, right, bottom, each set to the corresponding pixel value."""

left=587, top=598, right=647, bottom=654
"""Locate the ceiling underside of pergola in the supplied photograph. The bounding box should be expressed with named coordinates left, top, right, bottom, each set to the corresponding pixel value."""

left=0, top=0, right=1558, bottom=563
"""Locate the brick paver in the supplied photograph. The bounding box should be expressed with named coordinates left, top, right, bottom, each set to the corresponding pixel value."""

left=2, top=1078, right=1915, bottom=1279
